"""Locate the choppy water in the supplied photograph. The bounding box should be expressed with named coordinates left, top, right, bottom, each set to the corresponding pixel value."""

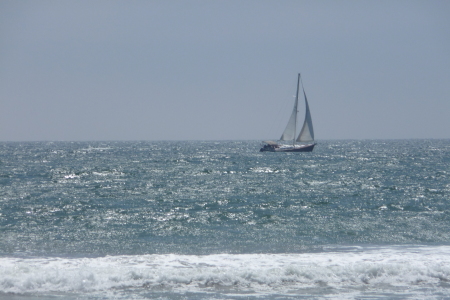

left=1, top=140, right=449, bottom=299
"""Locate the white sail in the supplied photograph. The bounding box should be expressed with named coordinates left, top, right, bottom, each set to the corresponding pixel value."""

left=280, top=74, right=300, bottom=142
left=296, top=89, right=314, bottom=143
left=280, top=101, right=298, bottom=141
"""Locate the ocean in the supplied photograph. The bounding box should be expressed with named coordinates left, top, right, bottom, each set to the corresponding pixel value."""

left=1, top=140, right=449, bottom=299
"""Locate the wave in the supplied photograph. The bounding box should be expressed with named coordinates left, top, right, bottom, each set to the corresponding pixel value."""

left=1, top=245, right=450, bottom=298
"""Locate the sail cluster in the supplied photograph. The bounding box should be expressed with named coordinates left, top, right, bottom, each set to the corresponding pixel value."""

left=280, top=75, right=314, bottom=143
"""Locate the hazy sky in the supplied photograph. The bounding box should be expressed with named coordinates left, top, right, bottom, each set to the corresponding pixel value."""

left=1, top=0, right=449, bottom=141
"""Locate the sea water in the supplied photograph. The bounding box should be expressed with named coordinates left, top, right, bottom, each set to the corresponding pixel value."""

left=0, top=140, right=449, bottom=299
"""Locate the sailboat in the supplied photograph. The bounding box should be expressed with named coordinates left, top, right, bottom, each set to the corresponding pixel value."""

left=260, top=73, right=316, bottom=152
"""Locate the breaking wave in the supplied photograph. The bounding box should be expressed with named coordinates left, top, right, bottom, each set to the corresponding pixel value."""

left=2, top=246, right=450, bottom=299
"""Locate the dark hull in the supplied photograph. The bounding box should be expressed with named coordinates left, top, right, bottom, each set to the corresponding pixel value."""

left=260, top=143, right=316, bottom=152
left=277, top=143, right=315, bottom=152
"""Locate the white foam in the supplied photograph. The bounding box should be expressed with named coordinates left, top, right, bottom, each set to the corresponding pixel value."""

left=1, top=246, right=450, bottom=298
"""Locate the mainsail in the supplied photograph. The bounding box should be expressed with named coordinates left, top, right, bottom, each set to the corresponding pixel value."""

left=280, top=77, right=299, bottom=141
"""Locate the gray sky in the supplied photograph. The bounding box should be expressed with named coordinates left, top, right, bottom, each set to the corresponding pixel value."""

left=1, top=0, right=449, bottom=141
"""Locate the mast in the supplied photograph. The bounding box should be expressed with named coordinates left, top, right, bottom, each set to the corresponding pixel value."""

left=293, top=73, right=301, bottom=146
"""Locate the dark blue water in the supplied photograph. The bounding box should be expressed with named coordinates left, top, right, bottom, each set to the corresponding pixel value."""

left=1, top=140, right=449, bottom=299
